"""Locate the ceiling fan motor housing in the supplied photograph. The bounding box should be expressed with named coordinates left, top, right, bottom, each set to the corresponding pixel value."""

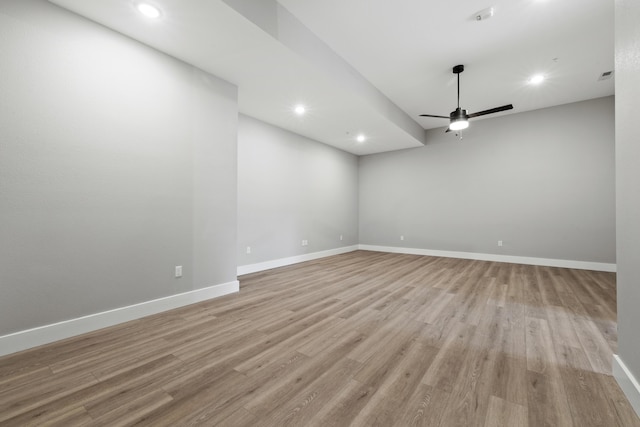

left=450, top=107, right=468, bottom=120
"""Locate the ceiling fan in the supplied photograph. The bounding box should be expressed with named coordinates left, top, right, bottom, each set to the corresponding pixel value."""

left=420, top=65, right=513, bottom=132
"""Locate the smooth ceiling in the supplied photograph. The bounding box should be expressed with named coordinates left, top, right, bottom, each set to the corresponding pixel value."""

left=48, top=0, right=613, bottom=155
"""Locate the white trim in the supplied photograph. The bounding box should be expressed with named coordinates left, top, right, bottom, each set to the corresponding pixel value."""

left=237, top=245, right=359, bottom=276
left=613, top=354, right=640, bottom=418
left=0, top=280, right=239, bottom=357
left=358, top=244, right=616, bottom=272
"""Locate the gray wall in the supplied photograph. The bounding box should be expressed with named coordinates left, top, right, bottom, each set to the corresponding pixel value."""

left=359, top=97, right=615, bottom=263
left=615, top=0, right=640, bottom=383
left=0, top=0, right=238, bottom=336
left=238, top=115, right=358, bottom=266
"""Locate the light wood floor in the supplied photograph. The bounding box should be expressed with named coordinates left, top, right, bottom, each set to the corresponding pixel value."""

left=1, top=251, right=638, bottom=426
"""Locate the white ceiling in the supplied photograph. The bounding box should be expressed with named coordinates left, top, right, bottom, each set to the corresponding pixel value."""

left=48, top=0, right=613, bottom=155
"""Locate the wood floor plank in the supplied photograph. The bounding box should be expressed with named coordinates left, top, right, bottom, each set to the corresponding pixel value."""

left=484, top=395, right=528, bottom=427
left=394, top=383, right=450, bottom=427
left=233, top=315, right=342, bottom=375
left=89, top=389, right=174, bottom=426
left=435, top=328, right=498, bottom=426
left=0, top=371, right=98, bottom=422
left=254, top=358, right=362, bottom=426
left=421, top=321, right=477, bottom=392
left=491, top=352, right=528, bottom=406
left=0, top=365, right=53, bottom=393
left=241, top=328, right=368, bottom=416
left=295, top=316, right=349, bottom=357
left=526, top=370, right=574, bottom=427
left=180, top=350, right=313, bottom=425
left=348, top=342, right=439, bottom=426
left=414, top=288, right=455, bottom=324
left=216, top=407, right=260, bottom=427
left=0, top=355, right=183, bottom=425
left=560, top=366, right=619, bottom=427
left=570, top=315, right=614, bottom=375
left=599, top=373, right=640, bottom=427
left=347, top=311, right=419, bottom=363
left=0, top=251, right=637, bottom=426
left=302, top=377, right=378, bottom=427
left=5, top=403, right=90, bottom=427
left=133, top=369, right=248, bottom=426
left=28, top=407, right=94, bottom=427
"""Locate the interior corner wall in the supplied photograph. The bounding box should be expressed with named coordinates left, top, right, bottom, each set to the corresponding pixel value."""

left=615, top=0, right=640, bottom=392
left=358, top=96, right=615, bottom=264
left=0, top=0, right=238, bottom=336
left=237, top=115, right=358, bottom=267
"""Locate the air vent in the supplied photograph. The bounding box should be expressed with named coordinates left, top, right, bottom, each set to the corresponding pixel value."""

left=598, top=71, right=614, bottom=81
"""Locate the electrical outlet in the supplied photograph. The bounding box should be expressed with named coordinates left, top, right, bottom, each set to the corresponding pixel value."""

left=400, top=235, right=404, bottom=241
left=340, top=235, right=343, bottom=241
left=498, top=240, right=503, bottom=247
left=302, top=240, right=308, bottom=246
left=246, top=246, right=251, bottom=254
left=175, top=265, right=183, bottom=278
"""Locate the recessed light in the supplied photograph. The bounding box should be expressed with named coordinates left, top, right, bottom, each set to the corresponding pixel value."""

left=356, top=134, right=366, bottom=143
left=528, top=74, right=545, bottom=85
left=136, top=2, right=161, bottom=19
left=294, top=105, right=306, bottom=116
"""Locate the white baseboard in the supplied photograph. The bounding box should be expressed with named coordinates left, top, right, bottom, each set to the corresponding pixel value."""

left=237, top=245, right=359, bottom=276
left=613, top=354, right=640, bottom=418
left=358, top=244, right=617, bottom=272
left=0, top=280, right=239, bottom=357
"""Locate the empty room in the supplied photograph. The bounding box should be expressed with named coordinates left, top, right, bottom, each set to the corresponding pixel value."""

left=1, top=0, right=639, bottom=425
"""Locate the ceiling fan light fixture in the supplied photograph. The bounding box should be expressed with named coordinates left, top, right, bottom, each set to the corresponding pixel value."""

left=449, top=108, right=469, bottom=131
left=449, top=118, right=469, bottom=131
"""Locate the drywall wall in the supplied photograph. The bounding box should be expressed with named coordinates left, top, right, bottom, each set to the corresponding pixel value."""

left=359, top=96, right=615, bottom=264
left=0, top=0, right=237, bottom=336
left=238, top=115, right=358, bottom=266
left=615, top=0, right=640, bottom=395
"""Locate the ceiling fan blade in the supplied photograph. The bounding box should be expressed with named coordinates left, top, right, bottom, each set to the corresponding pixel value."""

left=419, top=114, right=449, bottom=119
left=468, top=104, right=513, bottom=118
